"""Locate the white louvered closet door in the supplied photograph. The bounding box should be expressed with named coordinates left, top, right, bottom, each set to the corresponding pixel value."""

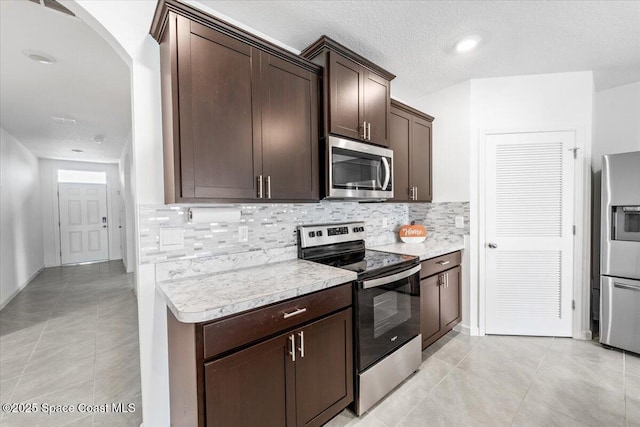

left=485, top=131, right=574, bottom=336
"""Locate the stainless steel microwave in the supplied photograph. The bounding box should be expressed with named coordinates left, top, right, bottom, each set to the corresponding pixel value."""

left=326, top=136, right=393, bottom=200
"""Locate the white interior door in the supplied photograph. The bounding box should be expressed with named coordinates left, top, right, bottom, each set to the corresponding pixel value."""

left=485, top=131, right=575, bottom=336
left=59, top=183, right=109, bottom=264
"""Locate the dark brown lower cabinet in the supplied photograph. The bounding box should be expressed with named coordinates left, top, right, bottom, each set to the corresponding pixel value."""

left=420, top=252, right=462, bottom=349
left=167, top=284, right=353, bottom=427
left=204, top=333, right=295, bottom=427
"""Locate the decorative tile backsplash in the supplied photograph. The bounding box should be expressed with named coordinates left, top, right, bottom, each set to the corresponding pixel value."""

left=139, top=202, right=408, bottom=265
left=139, top=201, right=470, bottom=266
left=409, top=202, right=470, bottom=236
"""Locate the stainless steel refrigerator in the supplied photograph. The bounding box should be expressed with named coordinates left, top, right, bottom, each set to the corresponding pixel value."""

left=600, top=151, right=640, bottom=353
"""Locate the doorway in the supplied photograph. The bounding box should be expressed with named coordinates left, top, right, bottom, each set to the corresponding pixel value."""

left=483, top=131, right=576, bottom=336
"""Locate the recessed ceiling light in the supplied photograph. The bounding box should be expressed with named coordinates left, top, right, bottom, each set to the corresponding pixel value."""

left=51, top=116, right=76, bottom=125
left=93, top=135, right=105, bottom=144
left=23, top=49, right=57, bottom=64
left=454, top=35, right=482, bottom=53
left=71, top=149, right=84, bottom=153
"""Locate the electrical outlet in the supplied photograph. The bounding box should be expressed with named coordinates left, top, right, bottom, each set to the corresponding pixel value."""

left=159, top=227, right=184, bottom=250
left=382, top=218, right=388, bottom=228
left=238, top=226, right=249, bottom=242
left=455, top=216, right=464, bottom=229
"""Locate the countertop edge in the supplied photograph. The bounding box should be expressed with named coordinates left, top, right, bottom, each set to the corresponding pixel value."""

left=156, top=260, right=357, bottom=324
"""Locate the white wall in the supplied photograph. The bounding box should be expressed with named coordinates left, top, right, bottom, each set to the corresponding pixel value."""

left=469, top=71, right=595, bottom=338
left=414, top=80, right=471, bottom=202
left=40, top=159, right=122, bottom=267
left=590, top=81, right=640, bottom=323
left=0, top=127, right=44, bottom=309
left=119, top=131, right=136, bottom=274
left=593, top=81, right=640, bottom=172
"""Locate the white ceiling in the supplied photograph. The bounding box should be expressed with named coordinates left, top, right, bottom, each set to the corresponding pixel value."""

left=196, top=0, right=640, bottom=103
left=0, top=0, right=130, bottom=163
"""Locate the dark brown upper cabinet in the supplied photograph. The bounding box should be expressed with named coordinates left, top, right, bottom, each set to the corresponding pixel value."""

left=301, top=36, right=394, bottom=147
left=389, top=99, right=434, bottom=202
left=151, top=0, right=321, bottom=203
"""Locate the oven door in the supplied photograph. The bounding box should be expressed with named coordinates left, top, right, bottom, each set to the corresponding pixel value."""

left=328, top=136, right=393, bottom=199
left=356, top=264, right=420, bottom=371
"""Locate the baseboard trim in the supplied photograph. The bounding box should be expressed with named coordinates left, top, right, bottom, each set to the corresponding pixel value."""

left=574, top=330, right=593, bottom=340
left=0, top=267, right=43, bottom=311
left=453, top=323, right=480, bottom=336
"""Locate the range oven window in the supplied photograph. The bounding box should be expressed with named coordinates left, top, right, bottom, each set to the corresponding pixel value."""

left=356, top=269, right=420, bottom=371
left=373, top=290, right=411, bottom=339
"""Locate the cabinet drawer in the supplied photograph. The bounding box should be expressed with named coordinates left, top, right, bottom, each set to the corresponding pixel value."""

left=203, top=283, right=352, bottom=360
left=420, top=251, right=461, bottom=279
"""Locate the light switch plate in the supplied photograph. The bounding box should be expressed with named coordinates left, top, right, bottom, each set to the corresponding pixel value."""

left=455, top=216, right=464, bottom=229
left=159, top=227, right=184, bottom=249
left=238, top=226, right=249, bottom=242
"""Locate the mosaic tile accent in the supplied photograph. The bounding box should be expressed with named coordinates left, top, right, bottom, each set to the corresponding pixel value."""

left=409, top=202, right=470, bottom=236
left=139, top=202, right=408, bottom=265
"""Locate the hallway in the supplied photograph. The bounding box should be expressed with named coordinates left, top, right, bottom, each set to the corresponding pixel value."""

left=0, top=261, right=141, bottom=427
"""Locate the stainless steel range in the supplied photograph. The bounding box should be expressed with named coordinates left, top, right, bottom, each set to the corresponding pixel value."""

left=298, top=222, right=422, bottom=415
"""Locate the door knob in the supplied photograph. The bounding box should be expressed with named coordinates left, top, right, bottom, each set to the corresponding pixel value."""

left=488, top=243, right=498, bottom=249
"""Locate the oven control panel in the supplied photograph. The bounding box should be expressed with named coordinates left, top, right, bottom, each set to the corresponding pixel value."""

left=298, top=222, right=366, bottom=248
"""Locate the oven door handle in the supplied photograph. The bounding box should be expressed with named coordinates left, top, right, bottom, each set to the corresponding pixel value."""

left=361, top=265, right=421, bottom=289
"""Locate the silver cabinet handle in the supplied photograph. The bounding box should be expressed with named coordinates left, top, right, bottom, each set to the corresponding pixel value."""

left=362, top=121, right=367, bottom=139
left=257, top=175, right=263, bottom=198
left=445, top=273, right=449, bottom=288
left=289, top=334, right=295, bottom=362
left=414, top=187, right=418, bottom=200
left=266, top=176, right=271, bottom=199
left=437, top=260, right=450, bottom=266
left=298, top=331, right=305, bottom=358
left=283, top=307, right=307, bottom=319
left=488, top=242, right=498, bottom=249
left=367, top=122, right=371, bottom=140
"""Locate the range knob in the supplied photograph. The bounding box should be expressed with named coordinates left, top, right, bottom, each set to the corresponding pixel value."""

left=308, top=231, right=316, bottom=238
left=353, top=227, right=359, bottom=233
left=317, top=230, right=323, bottom=237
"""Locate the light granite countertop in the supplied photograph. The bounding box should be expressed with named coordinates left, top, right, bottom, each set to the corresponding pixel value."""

left=156, top=259, right=357, bottom=323
left=372, top=234, right=465, bottom=261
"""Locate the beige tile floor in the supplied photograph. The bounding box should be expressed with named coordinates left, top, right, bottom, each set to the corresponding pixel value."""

left=0, top=261, right=141, bottom=427
left=328, top=331, right=640, bottom=427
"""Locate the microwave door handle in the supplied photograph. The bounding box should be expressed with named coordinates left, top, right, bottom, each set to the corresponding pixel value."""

left=362, top=265, right=421, bottom=289
left=381, top=157, right=390, bottom=190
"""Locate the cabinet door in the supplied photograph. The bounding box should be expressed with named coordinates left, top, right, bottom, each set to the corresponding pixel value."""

left=295, top=309, right=353, bottom=427
left=261, top=53, right=319, bottom=200
left=363, top=70, right=390, bottom=147
left=441, top=266, right=461, bottom=329
left=328, top=52, right=364, bottom=141
left=204, top=332, right=295, bottom=427
left=420, top=274, right=442, bottom=349
left=409, top=116, right=432, bottom=202
left=389, top=106, right=411, bottom=201
left=177, top=17, right=262, bottom=200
